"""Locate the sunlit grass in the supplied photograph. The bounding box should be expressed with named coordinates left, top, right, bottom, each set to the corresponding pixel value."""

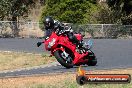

left=0, top=69, right=132, bottom=88
left=0, top=51, right=55, bottom=71
left=0, top=51, right=131, bottom=88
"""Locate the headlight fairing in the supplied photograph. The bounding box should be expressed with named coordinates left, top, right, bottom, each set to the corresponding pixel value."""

left=48, top=38, right=56, bottom=49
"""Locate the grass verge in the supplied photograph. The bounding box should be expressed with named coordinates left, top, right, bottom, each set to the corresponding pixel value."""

left=0, top=51, right=132, bottom=88
left=0, top=68, right=132, bottom=88
left=0, top=51, right=55, bottom=71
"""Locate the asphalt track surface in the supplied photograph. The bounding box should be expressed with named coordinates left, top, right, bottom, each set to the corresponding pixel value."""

left=0, top=38, right=132, bottom=77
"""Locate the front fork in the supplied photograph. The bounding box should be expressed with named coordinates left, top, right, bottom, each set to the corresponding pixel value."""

left=53, top=46, right=72, bottom=63
left=62, top=51, right=72, bottom=63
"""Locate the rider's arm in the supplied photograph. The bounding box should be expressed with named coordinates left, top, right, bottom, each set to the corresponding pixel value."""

left=54, top=20, right=65, bottom=35
left=43, top=29, right=52, bottom=40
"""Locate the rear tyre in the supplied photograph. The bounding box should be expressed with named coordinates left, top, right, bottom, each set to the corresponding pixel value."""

left=87, top=50, right=97, bottom=66
left=87, top=58, right=97, bottom=66
left=54, top=50, right=73, bottom=68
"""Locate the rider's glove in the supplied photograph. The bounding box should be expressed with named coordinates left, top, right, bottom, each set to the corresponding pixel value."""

left=45, top=37, right=49, bottom=40
left=37, top=42, right=42, bottom=47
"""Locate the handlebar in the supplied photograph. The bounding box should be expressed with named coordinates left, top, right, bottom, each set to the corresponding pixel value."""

left=37, top=41, right=44, bottom=47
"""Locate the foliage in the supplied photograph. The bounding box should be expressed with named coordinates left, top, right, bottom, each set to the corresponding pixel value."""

left=107, top=0, right=132, bottom=15
left=11, top=0, right=35, bottom=17
left=107, top=0, right=132, bottom=24
left=0, top=0, right=35, bottom=20
left=96, top=4, right=122, bottom=24
left=0, top=0, right=10, bottom=20
left=40, top=0, right=98, bottom=25
left=0, top=0, right=35, bottom=37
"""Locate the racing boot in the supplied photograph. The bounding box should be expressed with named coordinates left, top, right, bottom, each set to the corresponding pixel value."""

left=68, top=33, right=86, bottom=53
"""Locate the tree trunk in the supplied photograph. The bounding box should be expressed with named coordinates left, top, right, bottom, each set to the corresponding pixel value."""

left=11, top=16, right=19, bottom=37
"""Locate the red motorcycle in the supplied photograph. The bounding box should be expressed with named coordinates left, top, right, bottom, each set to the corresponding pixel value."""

left=37, top=29, right=97, bottom=68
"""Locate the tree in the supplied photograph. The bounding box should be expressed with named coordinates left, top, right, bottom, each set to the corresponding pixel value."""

left=0, top=0, right=11, bottom=20
left=40, top=0, right=98, bottom=25
left=10, top=0, right=35, bottom=37
left=107, top=0, right=132, bottom=24
left=0, top=0, right=35, bottom=37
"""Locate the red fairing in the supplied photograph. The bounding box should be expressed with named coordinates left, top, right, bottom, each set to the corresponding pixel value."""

left=74, top=34, right=82, bottom=41
left=44, top=32, right=58, bottom=51
left=42, top=31, right=95, bottom=67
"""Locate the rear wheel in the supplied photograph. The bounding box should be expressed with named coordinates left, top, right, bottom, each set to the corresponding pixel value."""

left=86, top=50, right=97, bottom=66
left=54, top=50, right=74, bottom=68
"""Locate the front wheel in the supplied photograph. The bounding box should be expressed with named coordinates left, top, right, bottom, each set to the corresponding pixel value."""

left=54, top=50, right=74, bottom=68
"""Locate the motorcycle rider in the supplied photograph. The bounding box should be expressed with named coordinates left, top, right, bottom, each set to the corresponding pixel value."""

left=43, top=16, right=85, bottom=52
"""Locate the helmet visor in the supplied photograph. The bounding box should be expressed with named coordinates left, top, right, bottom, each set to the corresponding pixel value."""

left=44, top=22, right=51, bottom=28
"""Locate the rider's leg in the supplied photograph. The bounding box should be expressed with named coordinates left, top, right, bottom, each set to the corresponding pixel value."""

left=67, top=32, right=87, bottom=53
left=67, top=32, right=83, bottom=48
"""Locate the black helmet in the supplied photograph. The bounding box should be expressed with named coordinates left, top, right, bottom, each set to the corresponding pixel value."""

left=44, top=16, right=54, bottom=29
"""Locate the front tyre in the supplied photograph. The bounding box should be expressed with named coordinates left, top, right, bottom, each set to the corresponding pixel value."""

left=54, top=50, right=73, bottom=68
